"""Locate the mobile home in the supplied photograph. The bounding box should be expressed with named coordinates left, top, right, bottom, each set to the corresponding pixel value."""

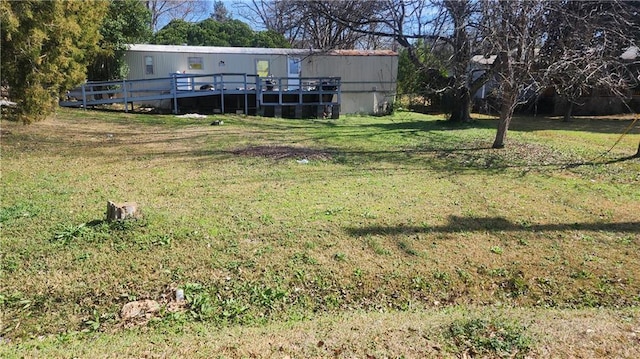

left=123, top=44, right=398, bottom=115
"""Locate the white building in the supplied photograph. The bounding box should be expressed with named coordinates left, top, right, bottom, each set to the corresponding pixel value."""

left=123, top=44, right=398, bottom=115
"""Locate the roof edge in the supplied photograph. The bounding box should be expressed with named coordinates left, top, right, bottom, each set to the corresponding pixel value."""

left=126, top=44, right=397, bottom=56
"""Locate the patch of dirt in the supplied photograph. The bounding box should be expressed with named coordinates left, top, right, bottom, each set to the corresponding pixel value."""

left=435, top=139, right=584, bottom=169
left=231, top=145, right=334, bottom=160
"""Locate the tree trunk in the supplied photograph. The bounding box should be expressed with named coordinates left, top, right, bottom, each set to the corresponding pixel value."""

left=563, top=100, right=574, bottom=122
left=634, top=141, right=640, bottom=158
left=449, top=86, right=471, bottom=123
left=492, top=88, right=517, bottom=149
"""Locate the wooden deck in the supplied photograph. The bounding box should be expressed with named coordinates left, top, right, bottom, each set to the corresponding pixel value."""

left=60, top=73, right=341, bottom=118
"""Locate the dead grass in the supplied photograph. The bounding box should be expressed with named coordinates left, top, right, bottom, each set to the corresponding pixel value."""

left=2, top=307, right=638, bottom=358
left=1, top=108, right=639, bottom=357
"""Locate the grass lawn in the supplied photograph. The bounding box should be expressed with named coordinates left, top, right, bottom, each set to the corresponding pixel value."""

left=1, top=108, right=639, bottom=357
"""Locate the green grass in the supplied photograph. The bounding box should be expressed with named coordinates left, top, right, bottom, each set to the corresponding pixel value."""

left=1, top=108, right=639, bottom=357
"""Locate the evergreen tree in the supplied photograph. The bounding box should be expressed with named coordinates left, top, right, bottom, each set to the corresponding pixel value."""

left=211, top=1, right=231, bottom=22
left=1, top=0, right=108, bottom=123
left=152, top=18, right=289, bottom=48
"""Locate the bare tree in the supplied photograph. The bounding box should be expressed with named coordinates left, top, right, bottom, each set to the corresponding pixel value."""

left=481, top=0, right=639, bottom=149
left=540, top=1, right=638, bottom=122
left=145, top=0, right=209, bottom=31
left=235, top=1, right=387, bottom=49
left=308, top=0, right=496, bottom=122
left=479, top=0, right=547, bottom=148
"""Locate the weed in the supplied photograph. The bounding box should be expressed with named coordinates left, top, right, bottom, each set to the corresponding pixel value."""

left=398, top=239, right=418, bottom=256
left=456, top=268, right=473, bottom=284
left=324, top=207, right=344, bottom=216
left=353, top=268, right=364, bottom=278
left=220, top=298, right=249, bottom=321
left=490, top=246, right=504, bottom=255
left=1, top=254, right=19, bottom=273
left=290, top=252, right=317, bottom=265
left=445, top=317, right=533, bottom=358
left=52, top=223, right=90, bottom=245
left=366, top=237, right=390, bottom=255
left=333, top=252, right=347, bottom=261
left=152, top=234, right=172, bottom=247
left=361, top=210, right=378, bottom=219
left=0, top=292, right=31, bottom=311
left=0, top=203, right=38, bottom=223
left=294, top=269, right=306, bottom=281
left=433, top=270, right=451, bottom=286
left=83, top=310, right=103, bottom=332
left=252, top=285, right=287, bottom=310
left=183, top=283, right=215, bottom=321
left=618, top=235, right=635, bottom=245
left=489, top=268, right=508, bottom=277
left=505, top=272, right=529, bottom=298
left=570, top=269, right=593, bottom=279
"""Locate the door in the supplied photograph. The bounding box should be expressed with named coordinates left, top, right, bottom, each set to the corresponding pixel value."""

left=287, top=57, right=301, bottom=90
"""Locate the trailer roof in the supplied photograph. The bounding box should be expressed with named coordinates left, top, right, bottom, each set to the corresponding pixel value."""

left=127, top=44, right=397, bottom=56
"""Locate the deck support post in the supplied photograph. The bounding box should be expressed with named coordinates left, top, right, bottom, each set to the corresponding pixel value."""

left=172, top=75, right=178, bottom=114
left=331, top=105, right=340, bottom=119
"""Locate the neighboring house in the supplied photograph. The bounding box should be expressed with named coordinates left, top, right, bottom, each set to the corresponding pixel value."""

left=468, top=46, right=640, bottom=115
left=122, top=44, right=398, bottom=115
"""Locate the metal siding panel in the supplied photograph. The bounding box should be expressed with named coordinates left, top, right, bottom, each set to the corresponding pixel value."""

left=122, top=47, right=397, bottom=115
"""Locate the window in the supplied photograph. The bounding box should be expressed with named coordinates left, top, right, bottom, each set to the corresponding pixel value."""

left=145, top=56, right=154, bottom=75
left=188, top=57, right=203, bottom=70
left=256, top=60, right=270, bottom=77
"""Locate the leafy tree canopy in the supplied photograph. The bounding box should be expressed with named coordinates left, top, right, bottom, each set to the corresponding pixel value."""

left=1, top=0, right=108, bottom=123
left=152, top=17, right=289, bottom=48
left=252, top=30, right=291, bottom=48
left=88, top=0, right=152, bottom=80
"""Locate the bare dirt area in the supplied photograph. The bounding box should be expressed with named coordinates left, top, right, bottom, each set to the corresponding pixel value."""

left=231, top=145, right=334, bottom=160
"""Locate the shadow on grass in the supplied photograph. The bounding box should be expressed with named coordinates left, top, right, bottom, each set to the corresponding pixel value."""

left=346, top=215, right=640, bottom=237
left=359, top=114, right=639, bottom=135
left=564, top=154, right=640, bottom=168
left=359, top=119, right=494, bottom=132
left=507, top=116, right=640, bottom=134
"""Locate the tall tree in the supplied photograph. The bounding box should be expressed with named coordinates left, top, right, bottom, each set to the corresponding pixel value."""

left=236, top=0, right=387, bottom=49
left=152, top=18, right=289, bottom=48
left=145, top=0, right=209, bottom=32
left=483, top=0, right=637, bottom=148
left=540, top=1, right=638, bottom=122
left=1, top=0, right=108, bottom=123
left=307, top=0, right=492, bottom=122
left=152, top=18, right=192, bottom=45
left=480, top=0, right=547, bottom=148
left=88, top=0, right=152, bottom=81
left=211, top=1, right=231, bottom=22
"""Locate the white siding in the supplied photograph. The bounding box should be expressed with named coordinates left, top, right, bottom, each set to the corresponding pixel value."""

left=122, top=45, right=398, bottom=115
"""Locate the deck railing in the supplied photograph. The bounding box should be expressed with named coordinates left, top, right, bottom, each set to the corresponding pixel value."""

left=60, top=73, right=342, bottom=116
